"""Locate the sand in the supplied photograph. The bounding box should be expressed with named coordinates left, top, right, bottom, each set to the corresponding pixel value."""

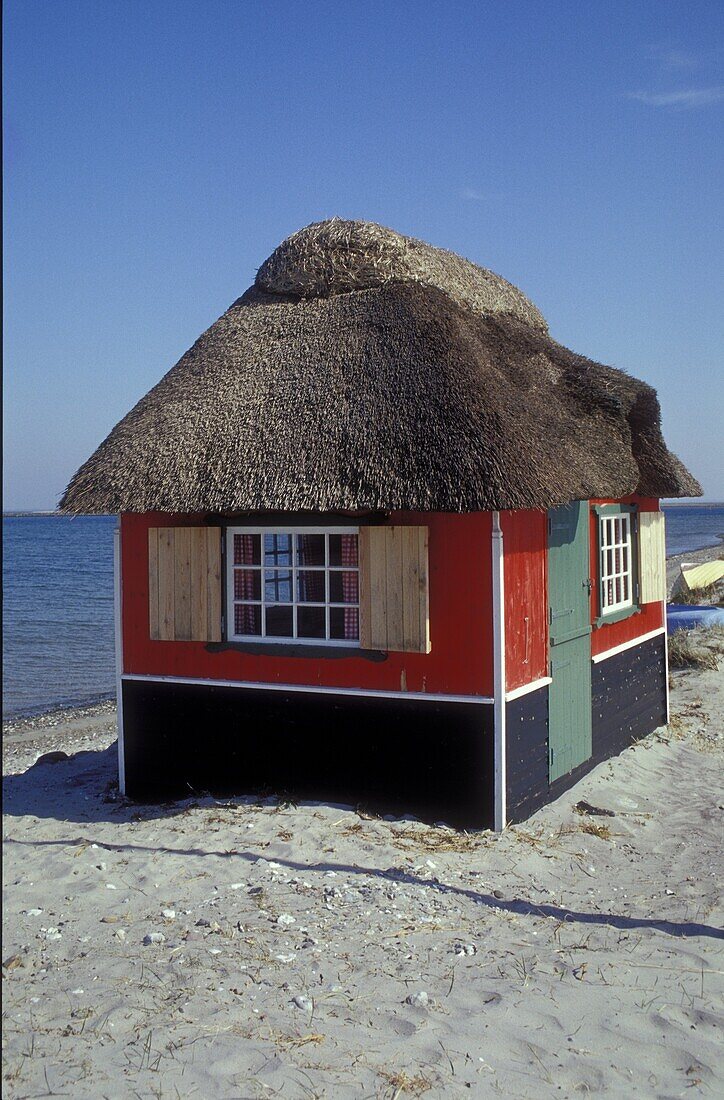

left=3, top=653, right=723, bottom=1098
left=3, top=546, right=723, bottom=1097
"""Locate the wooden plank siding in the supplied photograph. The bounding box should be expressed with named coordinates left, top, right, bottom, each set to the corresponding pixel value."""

left=148, top=527, right=221, bottom=642
left=205, top=529, right=222, bottom=642
left=359, top=526, right=430, bottom=653
left=122, top=511, right=491, bottom=697
left=638, top=510, right=666, bottom=604
left=157, top=528, right=175, bottom=641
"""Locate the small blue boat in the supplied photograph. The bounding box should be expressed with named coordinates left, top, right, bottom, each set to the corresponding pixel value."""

left=666, top=604, right=724, bottom=633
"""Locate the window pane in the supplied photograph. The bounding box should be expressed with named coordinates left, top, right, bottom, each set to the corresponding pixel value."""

left=615, top=577, right=622, bottom=603
left=622, top=576, right=629, bottom=601
left=296, top=534, right=325, bottom=567
left=265, top=570, right=292, bottom=603
left=234, top=569, right=260, bottom=601
left=329, top=534, right=358, bottom=567
left=234, top=533, right=260, bottom=566
left=330, top=607, right=359, bottom=641
left=264, top=533, right=292, bottom=566
left=614, top=546, right=621, bottom=573
left=622, top=546, right=629, bottom=573
left=329, top=570, right=359, bottom=604
left=298, top=606, right=326, bottom=638
left=297, top=570, right=326, bottom=602
left=606, top=548, right=613, bottom=577
left=605, top=579, right=614, bottom=607
left=235, top=604, right=261, bottom=636
left=265, top=605, right=293, bottom=637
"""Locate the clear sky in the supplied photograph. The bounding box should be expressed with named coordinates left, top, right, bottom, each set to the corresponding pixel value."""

left=4, top=0, right=723, bottom=509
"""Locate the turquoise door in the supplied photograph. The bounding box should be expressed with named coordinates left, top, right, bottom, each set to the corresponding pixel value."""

left=548, top=501, right=592, bottom=782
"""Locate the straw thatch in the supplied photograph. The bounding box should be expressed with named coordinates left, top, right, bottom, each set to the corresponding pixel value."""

left=60, top=218, right=700, bottom=514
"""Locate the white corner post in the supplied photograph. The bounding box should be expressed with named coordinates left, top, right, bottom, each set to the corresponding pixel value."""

left=661, top=509, right=670, bottom=726
left=492, top=511, right=507, bottom=831
left=113, top=522, right=126, bottom=795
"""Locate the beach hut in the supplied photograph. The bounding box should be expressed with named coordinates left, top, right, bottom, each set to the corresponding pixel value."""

left=61, top=219, right=701, bottom=828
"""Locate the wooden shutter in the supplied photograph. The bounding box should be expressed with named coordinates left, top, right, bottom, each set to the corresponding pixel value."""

left=638, top=510, right=666, bottom=604
left=148, top=527, right=222, bottom=641
left=359, top=526, right=430, bottom=653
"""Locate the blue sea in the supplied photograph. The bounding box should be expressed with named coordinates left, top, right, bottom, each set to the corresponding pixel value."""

left=2, top=506, right=723, bottom=720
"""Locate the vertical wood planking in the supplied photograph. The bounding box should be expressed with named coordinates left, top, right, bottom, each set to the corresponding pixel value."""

left=174, top=528, right=192, bottom=640
left=368, top=527, right=389, bottom=649
left=385, top=526, right=404, bottom=649
left=148, top=525, right=222, bottom=643
left=358, top=527, right=373, bottom=649
left=148, top=528, right=160, bottom=640
left=418, top=526, right=431, bottom=653
left=206, top=527, right=222, bottom=642
left=639, top=511, right=666, bottom=604
left=359, top=526, right=430, bottom=653
left=401, top=526, right=421, bottom=651
left=158, top=528, right=176, bottom=640
left=190, top=529, right=208, bottom=641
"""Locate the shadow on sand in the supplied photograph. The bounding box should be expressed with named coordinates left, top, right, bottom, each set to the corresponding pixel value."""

left=4, top=744, right=723, bottom=943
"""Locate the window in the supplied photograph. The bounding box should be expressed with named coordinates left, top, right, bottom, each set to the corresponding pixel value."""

left=595, top=505, right=638, bottom=623
left=226, top=527, right=360, bottom=645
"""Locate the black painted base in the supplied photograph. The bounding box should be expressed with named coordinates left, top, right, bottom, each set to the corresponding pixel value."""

left=506, top=633, right=667, bottom=824
left=121, top=679, right=495, bottom=829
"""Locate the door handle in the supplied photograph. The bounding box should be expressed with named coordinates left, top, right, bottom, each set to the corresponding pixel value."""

left=583, top=578, right=594, bottom=593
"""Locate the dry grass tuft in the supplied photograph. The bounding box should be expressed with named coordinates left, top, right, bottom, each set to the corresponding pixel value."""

left=272, top=1032, right=325, bottom=1050
left=378, top=1068, right=435, bottom=1097
left=579, top=821, right=613, bottom=841
left=389, top=826, right=488, bottom=854
left=668, top=630, right=720, bottom=670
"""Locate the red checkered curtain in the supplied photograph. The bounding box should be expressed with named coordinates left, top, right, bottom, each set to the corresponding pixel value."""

left=234, top=534, right=257, bottom=633
left=299, top=535, right=325, bottom=601
left=341, top=535, right=359, bottom=639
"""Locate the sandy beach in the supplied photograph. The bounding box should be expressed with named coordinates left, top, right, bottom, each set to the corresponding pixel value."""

left=4, top=538, right=723, bottom=1098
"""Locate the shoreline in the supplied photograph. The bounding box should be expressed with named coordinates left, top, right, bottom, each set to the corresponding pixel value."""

left=2, top=696, right=116, bottom=731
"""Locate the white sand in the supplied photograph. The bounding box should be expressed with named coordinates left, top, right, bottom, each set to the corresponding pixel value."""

left=3, top=644, right=723, bottom=1098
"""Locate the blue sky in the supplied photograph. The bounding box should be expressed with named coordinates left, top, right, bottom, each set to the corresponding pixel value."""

left=4, top=0, right=723, bottom=508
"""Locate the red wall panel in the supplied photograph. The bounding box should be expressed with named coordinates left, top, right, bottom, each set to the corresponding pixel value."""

left=501, top=510, right=548, bottom=691
left=589, top=496, right=664, bottom=657
left=121, top=511, right=494, bottom=697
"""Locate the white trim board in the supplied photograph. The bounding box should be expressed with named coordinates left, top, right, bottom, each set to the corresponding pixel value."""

left=505, top=676, right=552, bottom=703
left=113, top=526, right=126, bottom=796
left=591, top=627, right=666, bottom=664
left=121, top=673, right=493, bottom=706
left=491, top=512, right=507, bottom=831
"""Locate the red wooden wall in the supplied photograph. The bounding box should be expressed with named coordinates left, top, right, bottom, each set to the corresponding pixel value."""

left=120, top=496, right=664, bottom=701
left=501, top=510, right=548, bottom=691
left=589, top=496, right=664, bottom=657
left=121, top=511, right=494, bottom=697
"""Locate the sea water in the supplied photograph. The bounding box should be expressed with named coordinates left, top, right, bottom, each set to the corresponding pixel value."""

left=661, top=505, right=724, bottom=557
left=3, top=506, right=723, bottom=719
left=3, top=515, right=117, bottom=719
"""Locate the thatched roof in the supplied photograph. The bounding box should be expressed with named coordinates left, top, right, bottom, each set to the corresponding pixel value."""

left=60, top=218, right=700, bottom=514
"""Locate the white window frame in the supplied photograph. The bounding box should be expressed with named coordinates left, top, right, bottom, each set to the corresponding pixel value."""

left=225, top=526, right=360, bottom=647
left=598, top=508, right=637, bottom=620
